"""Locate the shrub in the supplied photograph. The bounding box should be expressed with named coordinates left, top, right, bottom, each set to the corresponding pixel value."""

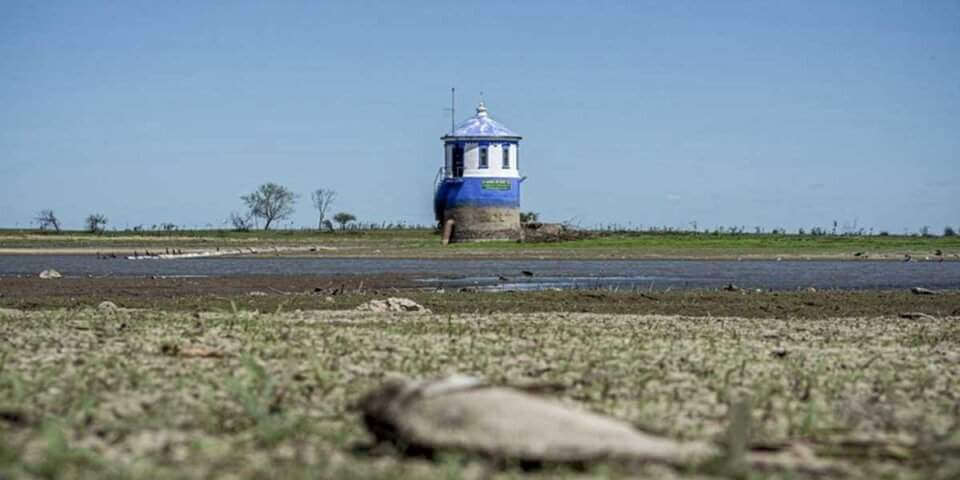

left=230, top=212, right=254, bottom=232
left=85, top=213, right=108, bottom=234
left=333, top=212, right=356, bottom=231
left=519, top=212, right=540, bottom=223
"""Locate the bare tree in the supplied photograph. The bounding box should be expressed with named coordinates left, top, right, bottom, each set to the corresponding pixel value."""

left=35, top=209, right=61, bottom=233
left=240, top=183, right=298, bottom=231
left=229, top=211, right=254, bottom=232
left=333, top=212, right=356, bottom=231
left=85, top=213, right=108, bottom=234
left=311, top=188, right=337, bottom=231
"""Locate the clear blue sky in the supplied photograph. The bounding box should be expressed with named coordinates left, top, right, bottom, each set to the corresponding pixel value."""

left=2, top=1, right=958, bottom=233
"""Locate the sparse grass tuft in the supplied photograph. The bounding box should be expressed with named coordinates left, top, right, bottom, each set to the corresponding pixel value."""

left=1, top=308, right=958, bottom=478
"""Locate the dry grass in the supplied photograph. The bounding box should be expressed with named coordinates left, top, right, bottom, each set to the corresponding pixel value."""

left=2, top=307, right=959, bottom=478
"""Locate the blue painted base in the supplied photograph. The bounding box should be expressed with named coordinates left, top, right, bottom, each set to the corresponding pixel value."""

left=434, top=177, right=521, bottom=222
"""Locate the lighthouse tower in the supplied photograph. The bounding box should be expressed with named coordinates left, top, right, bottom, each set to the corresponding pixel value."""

left=434, top=102, right=524, bottom=242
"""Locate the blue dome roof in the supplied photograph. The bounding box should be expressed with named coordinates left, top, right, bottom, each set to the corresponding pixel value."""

left=444, top=103, right=520, bottom=139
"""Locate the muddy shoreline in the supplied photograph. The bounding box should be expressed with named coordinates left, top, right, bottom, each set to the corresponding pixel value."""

left=2, top=273, right=957, bottom=318
left=3, top=246, right=957, bottom=261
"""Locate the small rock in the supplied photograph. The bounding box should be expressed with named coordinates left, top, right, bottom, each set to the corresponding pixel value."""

left=38, top=269, right=62, bottom=279
left=179, top=346, right=226, bottom=358
left=97, top=301, right=119, bottom=311
left=911, top=287, right=938, bottom=295
left=723, top=283, right=739, bottom=292
left=356, top=297, right=430, bottom=313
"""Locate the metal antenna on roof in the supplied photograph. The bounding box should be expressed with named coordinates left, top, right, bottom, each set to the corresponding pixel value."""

left=444, top=88, right=456, bottom=134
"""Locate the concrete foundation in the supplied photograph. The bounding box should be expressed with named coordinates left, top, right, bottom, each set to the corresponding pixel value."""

left=444, top=206, right=522, bottom=242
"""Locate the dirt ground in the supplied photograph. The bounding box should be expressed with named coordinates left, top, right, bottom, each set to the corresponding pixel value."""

left=1, top=274, right=959, bottom=318
left=2, top=269, right=959, bottom=479
left=1, top=308, right=958, bottom=479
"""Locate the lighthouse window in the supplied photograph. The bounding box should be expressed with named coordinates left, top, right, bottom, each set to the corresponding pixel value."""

left=452, top=145, right=464, bottom=177
left=502, top=145, right=510, bottom=169
left=479, top=147, right=488, bottom=169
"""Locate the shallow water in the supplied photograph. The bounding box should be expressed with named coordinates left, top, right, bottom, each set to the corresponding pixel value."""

left=1, top=255, right=958, bottom=291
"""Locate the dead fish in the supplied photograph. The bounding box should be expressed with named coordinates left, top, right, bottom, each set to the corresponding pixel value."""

left=355, top=375, right=845, bottom=474
left=911, top=287, right=938, bottom=295
left=356, top=375, right=716, bottom=466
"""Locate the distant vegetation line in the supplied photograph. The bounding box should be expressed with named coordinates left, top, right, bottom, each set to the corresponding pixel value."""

left=20, top=178, right=958, bottom=238
left=19, top=180, right=957, bottom=239
left=4, top=220, right=957, bottom=238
